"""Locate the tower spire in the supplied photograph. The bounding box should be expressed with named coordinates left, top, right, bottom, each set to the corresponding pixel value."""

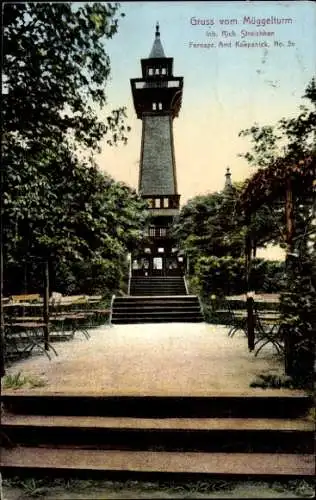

left=149, top=21, right=166, bottom=58
left=224, top=167, right=233, bottom=191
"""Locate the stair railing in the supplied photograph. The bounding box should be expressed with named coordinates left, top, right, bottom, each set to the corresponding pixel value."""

left=197, top=294, right=205, bottom=319
left=127, top=253, right=132, bottom=296
left=109, top=294, right=115, bottom=326
left=183, top=275, right=189, bottom=295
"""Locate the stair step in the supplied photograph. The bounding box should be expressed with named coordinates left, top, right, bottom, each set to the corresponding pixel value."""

left=120, top=295, right=194, bottom=299
left=114, top=297, right=199, bottom=303
left=114, top=298, right=199, bottom=302
left=2, top=394, right=311, bottom=418
left=111, top=318, right=203, bottom=323
left=1, top=448, right=313, bottom=477
left=114, top=304, right=200, bottom=312
left=111, top=318, right=204, bottom=324
left=3, top=415, right=313, bottom=431
left=112, top=311, right=202, bottom=317
left=2, top=414, right=313, bottom=453
left=130, top=292, right=186, bottom=294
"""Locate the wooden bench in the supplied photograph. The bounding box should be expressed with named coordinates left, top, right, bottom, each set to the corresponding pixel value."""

left=10, top=294, right=41, bottom=303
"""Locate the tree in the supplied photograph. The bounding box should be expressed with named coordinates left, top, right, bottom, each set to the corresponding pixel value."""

left=2, top=3, right=151, bottom=296
left=171, top=186, right=246, bottom=264
left=238, top=77, right=316, bottom=168
left=3, top=142, right=149, bottom=295
left=3, top=2, right=129, bottom=151
left=172, top=182, right=281, bottom=263
left=238, top=79, right=316, bottom=385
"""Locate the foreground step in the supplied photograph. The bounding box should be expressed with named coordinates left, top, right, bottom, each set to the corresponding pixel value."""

left=2, top=415, right=313, bottom=453
left=2, top=394, right=312, bottom=418
left=1, top=448, right=313, bottom=478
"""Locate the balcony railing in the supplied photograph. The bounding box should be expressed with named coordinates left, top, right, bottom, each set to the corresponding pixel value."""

left=134, top=80, right=180, bottom=89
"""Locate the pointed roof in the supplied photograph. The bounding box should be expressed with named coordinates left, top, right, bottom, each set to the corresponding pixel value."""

left=149, top=22, right=166, bottom=58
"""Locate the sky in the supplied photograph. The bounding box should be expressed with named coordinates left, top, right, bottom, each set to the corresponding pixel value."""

left=95, top=0, right=315, bottom=259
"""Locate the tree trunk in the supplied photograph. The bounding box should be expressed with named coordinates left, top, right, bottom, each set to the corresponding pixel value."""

left=245, top=214, right=255, bottom=349
left=43, top=260, right=50, bottom=351
left=284, top=179, right=295, bottom=375
left=0, top=231, right=5, bottom=378
left=0, top=164, right=5, bottom=377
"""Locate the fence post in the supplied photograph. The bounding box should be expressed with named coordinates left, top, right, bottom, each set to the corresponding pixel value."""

left=247, top=294, right=255, bottom=352
left=43, top=260, right=50, bottom=351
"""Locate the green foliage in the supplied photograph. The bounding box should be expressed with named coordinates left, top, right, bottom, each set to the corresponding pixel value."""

left=191, top=256, right=284, bottom=300
left=280, top=250, right=315, bottom=386
left=239, top=77, right=316, bottom=167
left=171, top=187, right=246, bottom=266
left=250, top=373, right=298, bottom=389
left=249, top=260, right=286, bottom=293
left=238, top=79, right=316, bottom=387
left=172, top=184, right=283, bottom=275
left=3, top=2, right=129, bottom=151
left=2, top=3, right=149, bottom=297
left=194, top=256, right=246, bottom=299
left=3, top=372, right=46, bottom=389
left=3, top=156, right=149, bottom=295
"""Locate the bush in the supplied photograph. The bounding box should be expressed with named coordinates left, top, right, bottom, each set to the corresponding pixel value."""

left=192, top=256, right=285, bottom=300
left=194, top=255, right=246, bottom=299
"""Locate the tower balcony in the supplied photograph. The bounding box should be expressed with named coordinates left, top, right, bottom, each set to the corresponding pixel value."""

left=133, top=80, right=181, bottom=89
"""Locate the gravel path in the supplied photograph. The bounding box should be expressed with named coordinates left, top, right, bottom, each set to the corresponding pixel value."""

left=3, top=322, right=294, bottom=395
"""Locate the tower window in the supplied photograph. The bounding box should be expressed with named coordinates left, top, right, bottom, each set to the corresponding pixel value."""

left=158, top=102, right=162, bottom=110
left=163, top=198, right=169, bottom=208
left=155, top=198, right=160, bottom=208
left=162, top=68, right=166, bottom=75
left=152, top=102, right=157, bottom=110
left=148, top=68, right=153, bottom=75
left=155, top=68, right=160, bottom=75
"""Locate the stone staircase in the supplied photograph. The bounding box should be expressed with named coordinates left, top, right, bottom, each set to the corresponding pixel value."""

left=111, top=276, right=203, bottom=324
left=111, top=296, right=203, bottom=324
left=1, top=393, right=314, bottom=478
left=130, top=277, right=187, bottom=296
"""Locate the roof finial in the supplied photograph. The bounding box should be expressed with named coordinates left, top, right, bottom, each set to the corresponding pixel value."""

left=155, top=22, right=160, bottom=37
